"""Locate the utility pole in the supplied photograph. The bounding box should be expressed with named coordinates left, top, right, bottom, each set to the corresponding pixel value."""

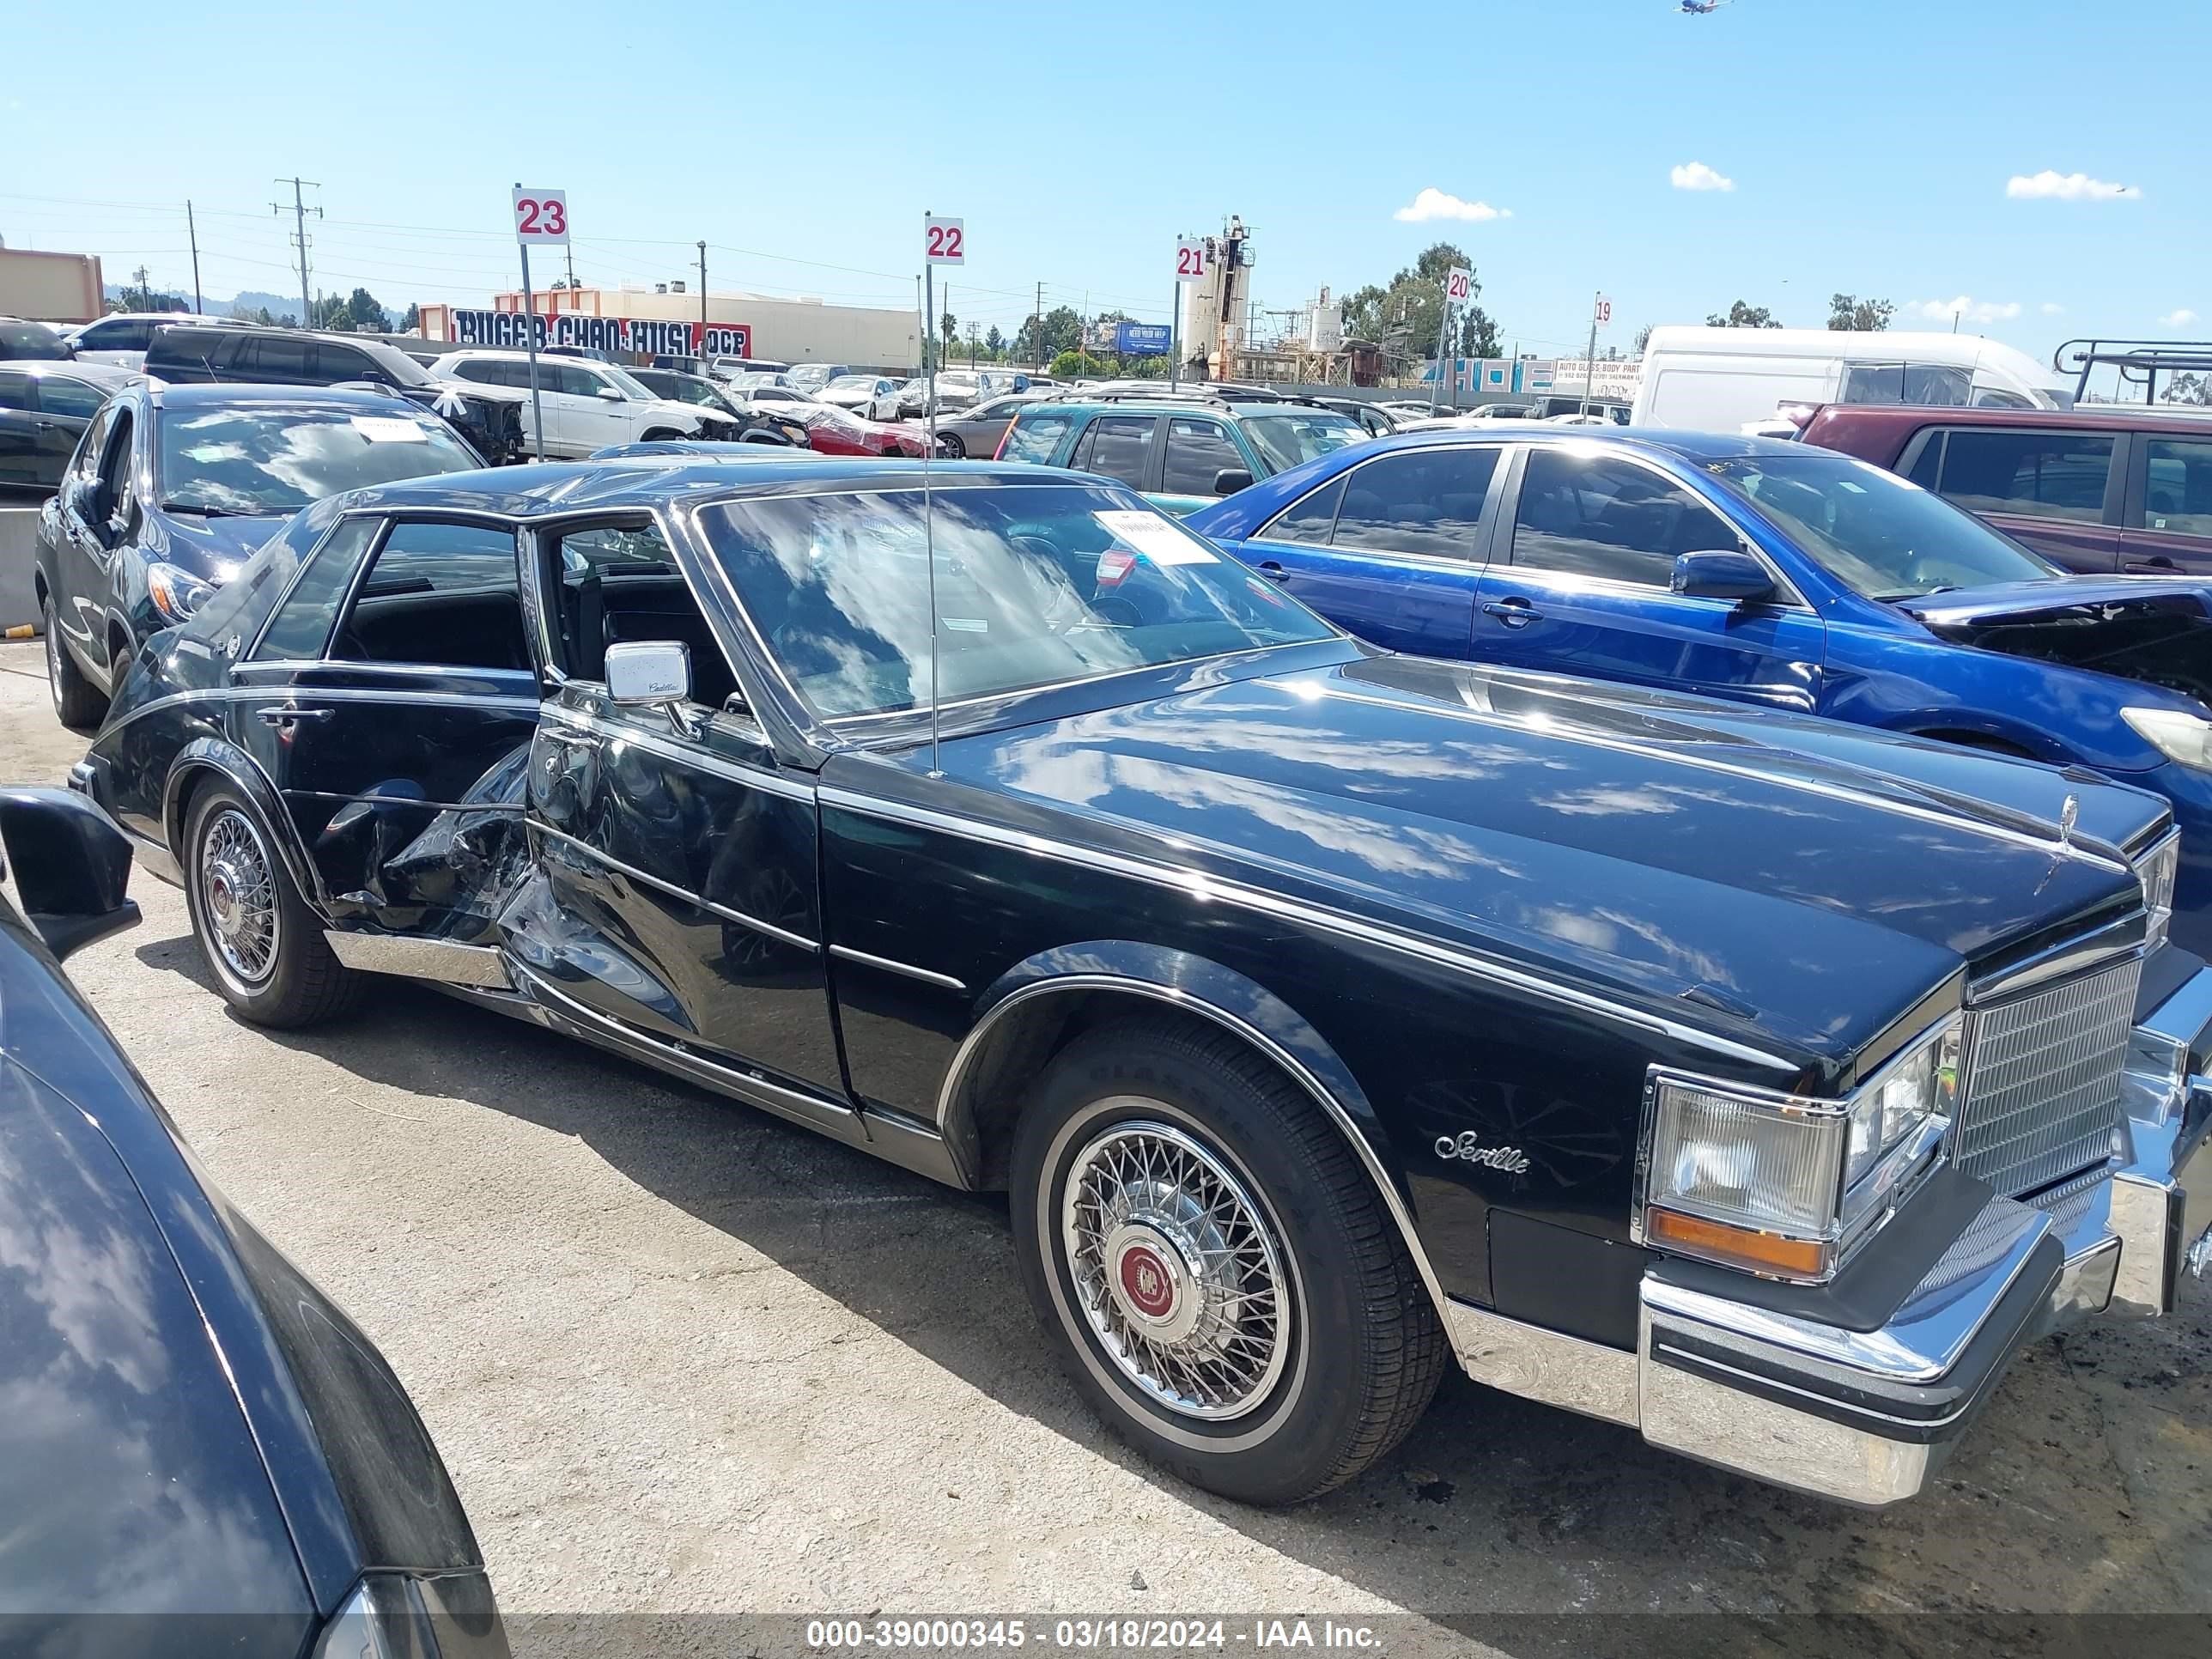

left=185, top=201, right=203, bottom=314
left=1581, top=290, right=1601, bottom=417
left=271, top=178, right=320, bottom=329
left=697, top=241, right=708, bottom=362
left=1035, top=280, right=1043, bottom=372
left=565, top=241, right=577, bottom=295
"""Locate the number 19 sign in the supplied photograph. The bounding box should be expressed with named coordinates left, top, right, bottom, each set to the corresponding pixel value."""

left=925, top=215, right=964, bottom=264
left=512, top=187, right=569, bottom=246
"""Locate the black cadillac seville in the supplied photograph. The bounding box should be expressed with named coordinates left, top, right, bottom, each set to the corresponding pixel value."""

left=67, top=456, right=2212, bottom=1508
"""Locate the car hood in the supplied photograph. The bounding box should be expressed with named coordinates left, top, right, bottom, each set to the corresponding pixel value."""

left=1899, top=577, right=2212, bottom=708
left=408, top=379, right=530, bottom=409
left=927, top=653, right=2159, bottom=1072
left=153, top=507, right=280, bottom=580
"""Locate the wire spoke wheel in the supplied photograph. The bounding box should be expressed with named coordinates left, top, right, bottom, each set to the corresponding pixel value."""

left=198, top=806, right=280, bottom=986
left=1060, top=1115, right=1290, bottom=1422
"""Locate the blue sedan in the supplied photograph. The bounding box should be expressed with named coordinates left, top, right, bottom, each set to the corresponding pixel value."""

left=1188, top=426, right=2212, bottom=951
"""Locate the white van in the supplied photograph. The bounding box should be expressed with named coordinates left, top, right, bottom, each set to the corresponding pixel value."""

left=1631, top=326, right=2072, bottom=433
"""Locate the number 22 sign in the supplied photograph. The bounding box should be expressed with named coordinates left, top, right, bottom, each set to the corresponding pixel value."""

left=512, top=187, right=569, bottom=246
left=925, top=215, right=964, bottom=264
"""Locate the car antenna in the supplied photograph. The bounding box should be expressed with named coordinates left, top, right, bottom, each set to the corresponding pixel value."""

left=922, top=213, right=943, bottom=780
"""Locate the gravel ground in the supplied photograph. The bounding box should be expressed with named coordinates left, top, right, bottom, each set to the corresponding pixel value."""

left=3, top=637, right=2208, bottom=1653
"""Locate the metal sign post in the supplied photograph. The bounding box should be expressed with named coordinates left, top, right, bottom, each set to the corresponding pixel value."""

left=1583, top=291, right=1611, bottom=417
left=511, top=185, right=569, bottom=463
left=1173, top=236, right=1205, bottom=392
left=921, top=213, right=965, bottom=780
left=1431, top=266, right=1473, bottom=415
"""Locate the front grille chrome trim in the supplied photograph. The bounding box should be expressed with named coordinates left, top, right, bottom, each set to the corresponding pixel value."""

left=1957, top=957, right=2138, bottom=1198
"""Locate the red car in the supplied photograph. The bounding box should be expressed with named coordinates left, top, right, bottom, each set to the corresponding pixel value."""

left=1800, top=401, right=2212, bottom=576
left=793, top=401, right=939, bottom=459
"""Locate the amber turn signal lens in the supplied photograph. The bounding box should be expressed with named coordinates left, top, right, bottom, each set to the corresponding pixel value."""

left=1645, top=1207, right=1827, bottom=1279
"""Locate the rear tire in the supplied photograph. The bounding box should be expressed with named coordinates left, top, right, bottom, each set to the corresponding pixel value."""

left=182, top=783, right=362, bottom=1027
left=1011, top=1018, right=1446, bottom=1505
left=44, top=594, right=107, bottom=732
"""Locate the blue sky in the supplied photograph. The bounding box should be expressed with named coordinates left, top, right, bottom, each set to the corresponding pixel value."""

left=4, top=0, right=2200, bottom=370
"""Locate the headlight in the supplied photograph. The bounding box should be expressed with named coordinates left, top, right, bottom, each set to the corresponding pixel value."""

left=1642, top=1017, right=1958, bottom=1279
left=2123, top=706, right=2212, bottom=770
left=2136, top=830, right=2180, bottom=950
left=146, top=561, right=216, bottom=622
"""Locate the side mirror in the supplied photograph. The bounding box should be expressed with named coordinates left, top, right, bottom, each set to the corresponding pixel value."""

left=596, top=386, right=624, bottom=401
left=0, top=787, right=140, bottom=960
left=1212, top=467, right=1254, bottom=495
left=606, top=639, right=692, bottom=703
left=60, top=476, right=93, bottom=521
left=1672, top=549, right=1776, bottom=605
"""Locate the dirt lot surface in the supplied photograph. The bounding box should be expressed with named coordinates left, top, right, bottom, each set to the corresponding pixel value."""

left=3, top=637, right=2207, bottom=1655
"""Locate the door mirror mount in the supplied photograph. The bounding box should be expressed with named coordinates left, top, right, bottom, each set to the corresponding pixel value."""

left=1671, top=549, right=1776, bottom=605
left=1212, top=467, right=1254, bottom=495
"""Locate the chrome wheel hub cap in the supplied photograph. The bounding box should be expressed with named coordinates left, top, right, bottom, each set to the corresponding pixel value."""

left=198, top=808, right=277, bottom=983
left=1062, top=1117, right=1289, bottom=1421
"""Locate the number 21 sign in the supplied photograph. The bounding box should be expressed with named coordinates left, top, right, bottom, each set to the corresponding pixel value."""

left=1176, top=238, right=1206, bottom=283
left=925, top=215, right=964, bottom=265
left=512, top=187, right=569, bottom=246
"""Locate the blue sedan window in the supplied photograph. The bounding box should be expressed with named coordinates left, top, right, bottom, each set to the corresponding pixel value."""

left=699, top=483, right=1336, bottom=719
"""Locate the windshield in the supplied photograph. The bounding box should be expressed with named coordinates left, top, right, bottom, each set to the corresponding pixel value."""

left=698, top=482, right=1336, bottom=719
left=597, top=363, right=659, bottom=401
left=357, top=342, right=435, bottom=387
left=157, top=405, right=482, bottom=514
left=0, top=320, right=70, bottom=360
left=1238, top=410, right=1368, bottom=472
left=1705, top=453, right=2059, bottom=600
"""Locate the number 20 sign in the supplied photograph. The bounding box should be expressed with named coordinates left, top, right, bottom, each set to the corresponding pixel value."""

left=511, top=187, right=569, bottom=246
left=925, top=215, right=964, bottom=265
left=1443, top=266, right=1473, bottom=304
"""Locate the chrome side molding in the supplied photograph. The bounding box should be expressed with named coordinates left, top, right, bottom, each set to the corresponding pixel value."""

left=324, top=931, right=514, bottom=989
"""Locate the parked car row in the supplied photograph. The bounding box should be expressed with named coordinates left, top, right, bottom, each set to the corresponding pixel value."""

left=33, top=417, right=2209, bottom=1533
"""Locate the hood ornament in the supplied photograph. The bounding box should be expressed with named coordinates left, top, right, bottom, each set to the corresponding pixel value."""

left=2058, top=793, right=2080, bottom=849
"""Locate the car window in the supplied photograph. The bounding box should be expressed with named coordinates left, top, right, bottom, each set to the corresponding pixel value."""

left=1936, top=429, right=2114, bottom=524
left=333, top=520, right=528, bottom=672
left=36, top=376, right=110, bottom=419
left=546, top=522, right=739, bottom=706
left=450, top=359, right=502, bottom=386
left=1000, top=412, right=1072, bottom=464
left=1840, top=362, right=1972, bottom=408
left=1261, top=477, right=1345, bottom=545
left=94, top=407, right=138, bottom=527
left=556, top=364, right=606, bottom=398
left=1331, top=447, right=1500, bottom=560
left=1511, top=448, right=1734, bottom=586
left=1237, top=410, right=1368, bottom=473
left=700, top=482, right=1335, bottom=720
left=71, top=403, right=117, bottom=484
left=155, top=404, right=482, bottom=514
left=1904, top=433, right=1944, bottom=489
left=241, top=336, right=313, bottom=381
left=1070, top=416, right=1158, bottom=488
left=253, top=516, right=382, bottom=660
left=307, top=341, right=372, bottom=383
left=1159, top=418, right=1247, bottom=496
left=0, top=371, right=31, bottom=412
left=2142, top=439, right=2212, bottom=538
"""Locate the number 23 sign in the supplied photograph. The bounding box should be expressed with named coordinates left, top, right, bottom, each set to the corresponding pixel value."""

left=512, top=187, right=569, bottom=246
left=925, top=215, right=964, bottom=265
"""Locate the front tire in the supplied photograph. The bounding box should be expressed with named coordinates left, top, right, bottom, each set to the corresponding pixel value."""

left=1011, top=1018, right=1446, bottom=1505
left=939, top=432, right=966, bottom=458
left=182, top=784, right=362, bottom=1027
left=44, top=594, right=107, bottom=731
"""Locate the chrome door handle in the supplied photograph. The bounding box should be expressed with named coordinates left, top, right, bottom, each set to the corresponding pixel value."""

left=1255, top=560, right=1290, bottom=583
left=256, top=706, right=333, bottom=726
left=1481, top=598, right=1541, bottom=628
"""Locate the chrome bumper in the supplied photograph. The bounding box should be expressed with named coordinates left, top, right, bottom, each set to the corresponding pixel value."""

left=1449, top=963, right=2212, bottom=1509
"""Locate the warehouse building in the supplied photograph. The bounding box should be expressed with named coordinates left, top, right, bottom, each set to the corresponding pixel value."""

left=415, top=284, right=919, bottom=373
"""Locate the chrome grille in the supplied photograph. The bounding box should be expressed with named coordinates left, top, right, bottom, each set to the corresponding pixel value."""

left=1957, top=957, right=2136, bottom=1197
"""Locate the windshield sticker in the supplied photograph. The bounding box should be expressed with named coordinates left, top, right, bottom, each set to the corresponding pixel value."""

left=351, top=416, right=431, bottom=443
left=1096, top=509, right=1218, bottom=566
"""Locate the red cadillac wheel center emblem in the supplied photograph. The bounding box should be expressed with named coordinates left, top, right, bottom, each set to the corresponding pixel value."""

left=1120, top=1243, right=1176, bottom=1319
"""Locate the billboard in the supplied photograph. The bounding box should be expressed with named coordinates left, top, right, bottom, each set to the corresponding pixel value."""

left=1114, top=322, right=1172, bottom=357
left=448, top=308, right=750, bottom=360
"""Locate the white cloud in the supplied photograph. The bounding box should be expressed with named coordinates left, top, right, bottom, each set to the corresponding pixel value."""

left=2160, top=309, right=2199, bottom=328
left=1908, top=295, right=2023, bottom=325
left=2040, top=302, right=2065, bottom=315
left=1669, top=161, right=1735, bottom=192
left=1393, top=188, right=1510, bottom=223
left=2005, top=169, right=2141, bottom=201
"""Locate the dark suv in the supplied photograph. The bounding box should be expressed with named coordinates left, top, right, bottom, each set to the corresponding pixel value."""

left=1801, top=402, right=2212, bottom=575
left=145, top=325, right=529, bottom=465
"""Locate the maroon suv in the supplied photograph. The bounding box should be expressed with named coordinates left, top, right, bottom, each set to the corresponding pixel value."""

left=1801, top=402, right=2212, bottom=576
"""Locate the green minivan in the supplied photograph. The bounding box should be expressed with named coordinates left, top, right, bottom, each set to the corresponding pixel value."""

left=997, top=394, right=1371, bottom=514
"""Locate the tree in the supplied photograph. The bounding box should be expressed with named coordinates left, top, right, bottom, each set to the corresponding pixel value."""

left=343, top=287, right=388, bottom=332
left=2165, top=372, right=2212, bottom=407
left=1707, top=300, right=1783, bottom=329
left=1014, top=305, right=1084, bottom=366
left=1338, top=243, right=1500, bottom=371
left=1633, top=324, right=1654, bottom=356
left=985, top=325, right=1005, bottom=356
left=940, top=308, right=957, bottom=353
left=1827, top=293, right=1894, bottom=331
left=400, top=303, right=420, bottom=332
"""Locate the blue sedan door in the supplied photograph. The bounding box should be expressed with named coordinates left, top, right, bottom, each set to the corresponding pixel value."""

left=1470, top=444, right=1826, bottom=715
left=1227, top=443, right=1506, bottom=655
